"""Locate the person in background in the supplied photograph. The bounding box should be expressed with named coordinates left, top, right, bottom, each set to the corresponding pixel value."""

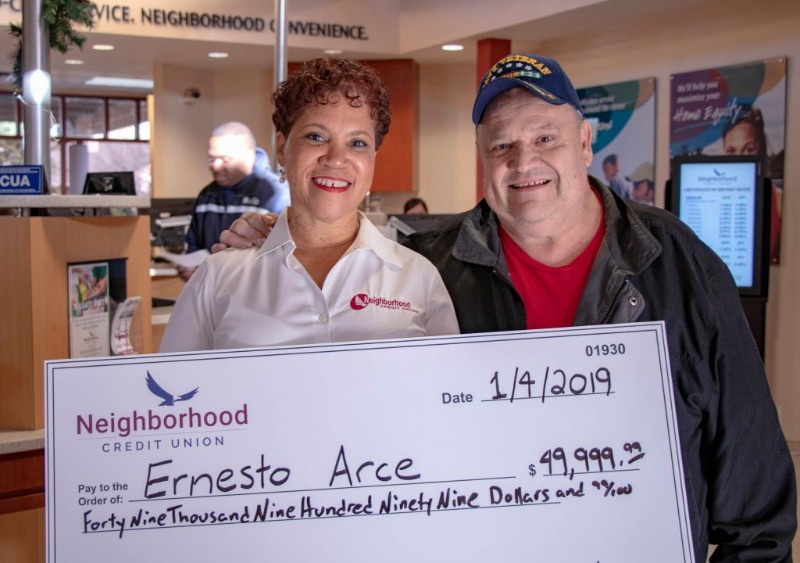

left=626, top=161, right=655, bottom=205
left=403, top=197, right=428, bottom=215
left=254, top=146, right=291, bottom=210
left=160, top=58, right=458, bottom=352
left=722, top=106, right=782, bottom=263
left=217, top=53, right=796, bottom=560
left=179, top=121, right=288, bottom=281
left=601, top=153, right=631, bottom=198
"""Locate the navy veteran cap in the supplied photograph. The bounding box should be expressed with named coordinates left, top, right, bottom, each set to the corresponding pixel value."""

left=472, top=53, right=583, bottom=124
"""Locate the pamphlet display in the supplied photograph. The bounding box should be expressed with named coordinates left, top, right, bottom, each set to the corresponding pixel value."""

left=111, top=297, right=142, bottom=356
left=46, top=322, right=694, bottom=562
left=68, top=262, right=111, bottom=358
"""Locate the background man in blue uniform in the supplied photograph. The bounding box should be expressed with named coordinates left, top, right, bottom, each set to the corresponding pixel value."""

left=180, top=121, right=289, bottom=281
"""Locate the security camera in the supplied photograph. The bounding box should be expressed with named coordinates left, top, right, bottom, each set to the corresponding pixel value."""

left=185, top=87, right=201, bottom=99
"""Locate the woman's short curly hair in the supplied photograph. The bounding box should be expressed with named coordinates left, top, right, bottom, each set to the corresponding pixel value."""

left=272, top=58, right=392, bottom=149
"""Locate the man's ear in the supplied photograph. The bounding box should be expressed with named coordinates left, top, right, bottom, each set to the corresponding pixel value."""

left=580, top=119, right=594, bottom=167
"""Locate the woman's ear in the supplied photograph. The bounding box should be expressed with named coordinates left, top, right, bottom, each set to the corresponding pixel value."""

left=275, top=132, right=287, bottom=167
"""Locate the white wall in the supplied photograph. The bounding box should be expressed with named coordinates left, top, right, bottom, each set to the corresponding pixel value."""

left=151, top=64, right=273, bottom=199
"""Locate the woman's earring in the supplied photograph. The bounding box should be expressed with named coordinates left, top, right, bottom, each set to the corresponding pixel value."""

left=279, top=168, right=286, bottom=184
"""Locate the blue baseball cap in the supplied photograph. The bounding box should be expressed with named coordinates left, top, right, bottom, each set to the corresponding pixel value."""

left=472, top=53, right=584, bottom=124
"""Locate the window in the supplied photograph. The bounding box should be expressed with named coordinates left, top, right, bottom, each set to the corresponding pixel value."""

left=108, top=99, right=137, bottom=140
left=65, top=96, right=106, bottom=138
left=0, top=92, right=150, bottom=194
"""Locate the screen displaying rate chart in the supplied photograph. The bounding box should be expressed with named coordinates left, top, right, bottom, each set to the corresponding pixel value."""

left=677, top=160, right=758, bottom=287
left=46, top=322, right=694, bottom=562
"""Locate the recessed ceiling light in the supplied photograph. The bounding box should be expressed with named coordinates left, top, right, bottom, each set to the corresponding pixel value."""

left=208, top=52, right=229, bottom=59
left=442, top=44, right=464, bottom=52
left=64, top=59, right=84, bottom=65
left=323, top=49, right=343, bottom=55
left=92, top=44, right=115, bottom=51
left=85, top=77, right=154, bottom=89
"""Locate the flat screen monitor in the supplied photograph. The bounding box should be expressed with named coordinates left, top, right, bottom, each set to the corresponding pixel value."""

left=83, top=171, right=136, bottom=195
left=668, top=155, right=769, bottom=297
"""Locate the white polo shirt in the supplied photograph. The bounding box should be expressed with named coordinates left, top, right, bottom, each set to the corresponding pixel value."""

left=160, top=211, right=459, bottom=352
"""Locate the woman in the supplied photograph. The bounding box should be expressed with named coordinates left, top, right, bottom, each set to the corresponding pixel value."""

left=722, top=106, right=782, bottom=263
left=161, top=58, right=459, bottom=352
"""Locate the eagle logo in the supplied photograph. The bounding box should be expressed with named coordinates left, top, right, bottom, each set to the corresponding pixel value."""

left=146, top=371, right=199, bottom=406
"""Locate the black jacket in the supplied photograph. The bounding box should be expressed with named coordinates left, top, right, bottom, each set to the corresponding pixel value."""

left=185, top=175, right=283, bottom=253
left=406, top=177, right=796, bottom=561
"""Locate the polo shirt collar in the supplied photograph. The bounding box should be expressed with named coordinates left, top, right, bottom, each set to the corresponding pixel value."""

left=255, top=209, right=404, bottom=269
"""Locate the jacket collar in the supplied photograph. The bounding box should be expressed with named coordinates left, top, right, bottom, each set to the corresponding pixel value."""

left=592, top=176, right=662, bottom=276
left=452, top=199, right=504, bottom=267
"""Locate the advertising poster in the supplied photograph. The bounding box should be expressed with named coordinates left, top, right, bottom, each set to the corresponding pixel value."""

left=578, top=78, right=656, bottom=205
left=68, top=262, right=111, bottom=358
left=46, top=323, right=694, bottom=562
left=669, top=58, right=786, bottom=263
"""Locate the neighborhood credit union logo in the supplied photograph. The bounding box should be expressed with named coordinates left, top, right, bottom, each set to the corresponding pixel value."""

left=350, top=294, right=370, bottom=310
left=146, top=371, right=199, bottom=406
left=349, top=294, right=418, bottom=313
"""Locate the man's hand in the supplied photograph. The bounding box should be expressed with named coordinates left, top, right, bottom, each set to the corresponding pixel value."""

left=211, top=212, right=278, bottom=254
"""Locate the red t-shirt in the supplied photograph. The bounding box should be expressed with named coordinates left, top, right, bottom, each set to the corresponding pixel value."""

left=499, top=205, right=604, bottom=330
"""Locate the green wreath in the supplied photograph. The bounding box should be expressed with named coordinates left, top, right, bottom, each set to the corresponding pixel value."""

left=8, top=0, right=96, bottom=89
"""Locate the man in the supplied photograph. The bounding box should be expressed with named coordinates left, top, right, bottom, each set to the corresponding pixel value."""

left=627, top=161, right=655, bottom=205
left=180, top=121, right=288, bottom=281
left=216, top=53, right=796, bottom=560
left=601, top=153, right=632, bottom=198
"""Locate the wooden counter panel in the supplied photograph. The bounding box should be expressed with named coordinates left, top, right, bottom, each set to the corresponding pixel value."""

left=0, top=449, right=45, bottom=515
left=0, top=216, right=153, bottom=430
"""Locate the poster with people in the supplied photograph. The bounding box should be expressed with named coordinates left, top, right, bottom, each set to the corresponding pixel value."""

left=669, top=57, right=786, bottom=263
left=578, top=78, right=656, bottom=206
left=69, top=261, right=111, bottom=358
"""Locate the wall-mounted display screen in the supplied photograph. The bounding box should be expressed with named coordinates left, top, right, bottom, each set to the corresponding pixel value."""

left=668, top=155, right=769, bottom=297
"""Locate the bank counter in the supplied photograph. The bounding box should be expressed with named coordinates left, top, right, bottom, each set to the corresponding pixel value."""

left=0, top=194, right=153, bottom=562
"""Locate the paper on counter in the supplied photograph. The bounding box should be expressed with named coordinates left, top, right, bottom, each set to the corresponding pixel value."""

left=154, top=248, right=210, bottom=268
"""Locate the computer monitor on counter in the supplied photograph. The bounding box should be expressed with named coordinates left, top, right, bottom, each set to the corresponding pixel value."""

left=82, top=171, right=136, bottom=195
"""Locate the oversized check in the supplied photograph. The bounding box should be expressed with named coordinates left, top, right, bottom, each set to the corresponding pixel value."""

left=46, top=322, right=694, bottom=562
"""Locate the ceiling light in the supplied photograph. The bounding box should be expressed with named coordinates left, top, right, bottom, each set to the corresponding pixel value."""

left=323, top=49, right=343, bottom=55
left=64, top=59, right=84, bottom=65
left=85, top=77, right=154, bottom=89
left=92, top=44, right=115, bottom=51
left=442, top=44, right=464, bottom=52
left=208, top=52, right=229, bottom=59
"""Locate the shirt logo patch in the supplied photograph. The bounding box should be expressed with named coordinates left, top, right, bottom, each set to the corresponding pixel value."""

left=350, top=294, right=418, bottom=313
left=350, top=294, right=370, bottom=310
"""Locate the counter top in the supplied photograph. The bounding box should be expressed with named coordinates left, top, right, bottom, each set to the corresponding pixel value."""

left=0, top=194, right=151, bottom=209
left=0, top=428, right=44, bottom=455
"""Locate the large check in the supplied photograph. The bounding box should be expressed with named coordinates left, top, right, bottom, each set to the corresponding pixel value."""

left=46, top=322, right=694, bottom=562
